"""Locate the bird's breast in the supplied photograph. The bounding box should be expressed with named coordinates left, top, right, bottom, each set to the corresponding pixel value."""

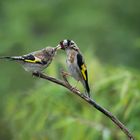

left=67, top=51, right=76, bottom=64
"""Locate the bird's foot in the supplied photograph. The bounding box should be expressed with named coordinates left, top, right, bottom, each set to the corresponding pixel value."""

left=61, top=70, right=71, bottom=77
left=70, top=86, right=76, bottom=92
left=32, top=71, right=42, bottom=77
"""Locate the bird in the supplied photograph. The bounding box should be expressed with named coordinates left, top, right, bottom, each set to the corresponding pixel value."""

left=58, top=39, right=91, bottom=98
left=0, top=46, right=58, bottom=73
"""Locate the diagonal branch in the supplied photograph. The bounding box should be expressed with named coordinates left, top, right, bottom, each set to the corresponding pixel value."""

left=33, top=72, right=135, bottom=140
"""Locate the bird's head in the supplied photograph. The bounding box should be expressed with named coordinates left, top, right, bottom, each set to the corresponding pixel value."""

left=44, top=47, right=57, bottom=56
left=58, top=39, right=78, bottom=51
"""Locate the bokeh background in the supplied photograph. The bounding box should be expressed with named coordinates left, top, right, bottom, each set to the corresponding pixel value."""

left=0, top=0, right=140, bottom=140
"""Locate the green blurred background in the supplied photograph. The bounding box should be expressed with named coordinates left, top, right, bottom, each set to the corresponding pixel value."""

left=0, top=0, right=140, bottom=140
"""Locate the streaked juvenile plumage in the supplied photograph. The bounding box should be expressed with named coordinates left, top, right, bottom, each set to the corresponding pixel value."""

left=0, top=47, right=58, bottom=73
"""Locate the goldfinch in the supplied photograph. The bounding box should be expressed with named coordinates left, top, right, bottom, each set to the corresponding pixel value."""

left=58, top=39, right=90, bottom=98
left=0, top=47, right=58, bottom=73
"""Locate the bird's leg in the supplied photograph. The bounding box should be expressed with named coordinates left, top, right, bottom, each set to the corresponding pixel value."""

left=61, top=70, right=71, bottom=77
left=32, top=71, right=42, bottom=77
left=61, top=70, right=71, bottom=85
left=61, top=71, right=80, bottom=92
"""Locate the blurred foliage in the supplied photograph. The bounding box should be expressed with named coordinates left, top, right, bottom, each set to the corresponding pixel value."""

left=0, top=0, right=140, bottom=140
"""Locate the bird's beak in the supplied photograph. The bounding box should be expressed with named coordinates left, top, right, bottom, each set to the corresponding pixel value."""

left=55, top=45, right=61, bottom=50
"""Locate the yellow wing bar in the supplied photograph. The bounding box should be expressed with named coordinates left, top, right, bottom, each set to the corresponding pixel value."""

left=24, top=57, right=42, bottom=63
left=81, top=64, right=87, bottom=80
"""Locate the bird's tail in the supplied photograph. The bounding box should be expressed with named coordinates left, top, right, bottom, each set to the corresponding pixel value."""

left=81, top=80, right=90, bottom=98
left=0, top=56, right=24, bottom=61
left=85, top=81, right=90, bottom=98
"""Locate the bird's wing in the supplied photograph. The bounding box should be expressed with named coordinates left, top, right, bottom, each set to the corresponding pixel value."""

left=77, top=53, right=90, bottom=93
left=77, top=53, right=88, bottom=81
left=23, top=53, right=46, bottom=64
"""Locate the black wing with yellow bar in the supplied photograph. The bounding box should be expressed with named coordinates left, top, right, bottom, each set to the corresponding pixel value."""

left=77, top=53, right=90, bottom=93
left=23, top=54, right=46, bottom=64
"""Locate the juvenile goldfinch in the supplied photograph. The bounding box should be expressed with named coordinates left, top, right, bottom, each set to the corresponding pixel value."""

left=0, top=47, right=58, bottom=73
left=58, top=39, right=90, bottom=98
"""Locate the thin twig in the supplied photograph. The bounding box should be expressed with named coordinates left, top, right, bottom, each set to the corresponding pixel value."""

left=33, top=72, right=135, bottom=140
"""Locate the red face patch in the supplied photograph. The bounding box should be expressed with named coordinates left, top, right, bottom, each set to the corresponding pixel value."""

left=60, top=41, right=65, bottom=50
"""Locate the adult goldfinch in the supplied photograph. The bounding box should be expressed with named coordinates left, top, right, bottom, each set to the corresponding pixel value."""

left=58, top=39, right=90, bottom=98
left=0, top=47, right=58, bottom=73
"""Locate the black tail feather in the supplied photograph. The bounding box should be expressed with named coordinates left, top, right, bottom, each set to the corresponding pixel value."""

left=85, top=80, right=90, bottom=98
left=0, top=56, right=24, bottom=61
